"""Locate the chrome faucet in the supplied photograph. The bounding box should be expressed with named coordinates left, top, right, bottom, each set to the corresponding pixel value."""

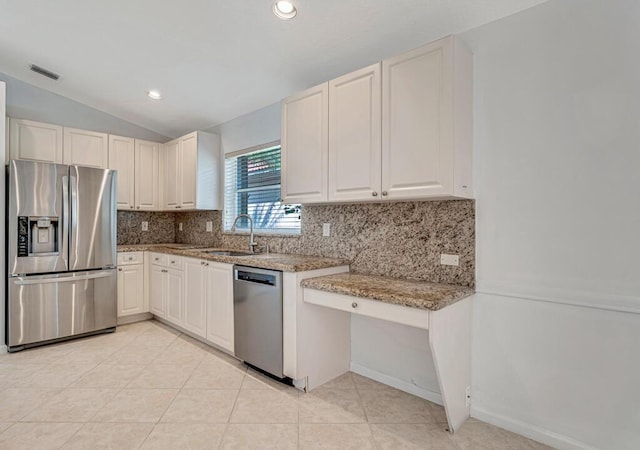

left=231, top=214, right=258, bottom=253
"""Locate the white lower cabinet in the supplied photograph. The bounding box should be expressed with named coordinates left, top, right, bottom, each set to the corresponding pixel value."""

left=165, top=268, right=184, bottom=326
left=149, top=253, right=184, bottom=321
left=206, top=262, right=234, bottom=353
left=183, top=258, right=208, bottom=338
left=182, top=257, right=234, bottom=351
left=116, top=264, right=144, bottom=317
left=149, top=264, right=167, bottom=317
left=151, top=255, right=233, bottom=352
left=117, top=252, right=147, bottom=318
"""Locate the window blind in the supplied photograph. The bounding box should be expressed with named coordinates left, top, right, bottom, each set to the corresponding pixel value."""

left=224, top=145, right=301, bottom=233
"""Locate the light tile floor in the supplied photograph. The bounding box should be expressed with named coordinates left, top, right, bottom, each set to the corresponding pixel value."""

left=0, top=320, right=553, bottom=449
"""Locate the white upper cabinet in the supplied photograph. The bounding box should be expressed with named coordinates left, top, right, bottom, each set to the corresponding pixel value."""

left=281, top=35, right=473, bottom=204
left=281, top=83, right=329, bottom=204
left=381, top=36, right=473, bottom=200
left=109, top=136, right=160, bottom=211
left=163, top=139, right=180, bottom=209
left=328, top=64, right=382, bottom=202
left=180, top=133, right=198, bottom=208
left=108, top=135, right=135, bottom=210
left=63, top=127, right=109, bottom=168
left=135, top=139, right=160, bottom=210
left=162, top=131, right=220, bottom=210
left=9, top=118, right=63, bottom=164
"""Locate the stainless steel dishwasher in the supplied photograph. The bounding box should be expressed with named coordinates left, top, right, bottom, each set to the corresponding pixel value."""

left=233, top=265, right=284, bottom=378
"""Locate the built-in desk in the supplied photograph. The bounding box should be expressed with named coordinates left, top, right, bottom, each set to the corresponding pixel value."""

left=302, top=273, right=474, bottom=433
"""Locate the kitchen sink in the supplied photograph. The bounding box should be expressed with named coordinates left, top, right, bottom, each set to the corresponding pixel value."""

left=202, top=250, right=252, bottom=257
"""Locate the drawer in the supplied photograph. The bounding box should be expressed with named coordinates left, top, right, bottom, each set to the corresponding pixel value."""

left=303, top=288, right=430, bottom=330
left=166, top=255, right=184, bottom=270
left=117, top=251, right=144, bottom=266
left=149, top=252, right=183, bottom=270
left=149, top=252, right=168, bottom=266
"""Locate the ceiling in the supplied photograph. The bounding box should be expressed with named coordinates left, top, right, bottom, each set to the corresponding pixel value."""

left=0, top=0, right=549, bottom=138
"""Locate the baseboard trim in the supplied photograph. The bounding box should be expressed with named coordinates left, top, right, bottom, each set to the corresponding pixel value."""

left=350, top=362, right=443, bottom=405
left=471, top=405, right=599, bottom=450
left=117, top=312, right=153, bottom=325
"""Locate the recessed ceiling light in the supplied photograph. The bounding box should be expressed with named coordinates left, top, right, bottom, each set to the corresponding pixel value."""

left=273, top=0, right=297, bottom=20
left=147, top=90, right=162, bottom=100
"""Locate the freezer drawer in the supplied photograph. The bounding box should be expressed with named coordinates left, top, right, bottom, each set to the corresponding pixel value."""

left=7, top=270, right=117, bottom=350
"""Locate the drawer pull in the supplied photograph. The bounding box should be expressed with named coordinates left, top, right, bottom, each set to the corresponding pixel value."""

left=154, top=257, right=160, bottom=261
left=352, top=302, right=358, bottom=309
left=118, top=268, right=122, bottom=272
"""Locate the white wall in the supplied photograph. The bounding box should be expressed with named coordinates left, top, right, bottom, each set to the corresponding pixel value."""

left=462, top=1, right=640, bottom=449
left=0, top=81, right=5, bottom=350
left=1, top=72, right=168, bottom=142
left=205, top=102, right=280, bottom=154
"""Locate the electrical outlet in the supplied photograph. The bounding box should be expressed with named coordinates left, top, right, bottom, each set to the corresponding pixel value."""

left=206, top=221, right=213, bottom=232
left=466, top=386, right=471, bottom=407
left=179, top=222, right=183, bottom=231
left=141, top=221, right=148, bottom=231
left=322, top=223, right=331, bottom=237
left=440, top=254, right=459, bottom=266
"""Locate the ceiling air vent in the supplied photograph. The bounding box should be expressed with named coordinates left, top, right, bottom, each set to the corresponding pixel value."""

left=29, top=64, right=60, bottom=81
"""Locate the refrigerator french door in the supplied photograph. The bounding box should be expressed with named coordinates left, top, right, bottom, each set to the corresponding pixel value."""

left=7, top=160, right=117, bottom=352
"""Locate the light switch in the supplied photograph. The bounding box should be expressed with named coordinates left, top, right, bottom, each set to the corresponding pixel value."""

left=179, top=222, right=183, bottom=231
left=141, top=221, right=149, bottom=231
left=206, top=221, right=213, bottom=232
left=440, top=254, right=459, bottom=266
left=322, top=223, right=331, bottom=237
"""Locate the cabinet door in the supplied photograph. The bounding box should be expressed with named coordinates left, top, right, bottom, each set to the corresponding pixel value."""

left=183, top=259, right=207, bottom=338
left=9, top=118, right=63, bottom=163
left=135, top=139, right=160, bottom=210
left=108, top=135, right=135, bottom=210
left=63, top=127, right=108, bottom=168
left=166, top=268, right=184, bottom=326
left=206, top=262, right=234, bottom=353
left=281, top=83, right=329, bottom=204
left=117, top=264, right=144, bottom=317
left=180, top=133, right=198, bottom=209
left=150, top=265, right=166, bottom=317
left=328, top=64, right=382, bottom=202
left=163, top=139, right=180, bottom=209
left=382, top=38, right=454, bottom=199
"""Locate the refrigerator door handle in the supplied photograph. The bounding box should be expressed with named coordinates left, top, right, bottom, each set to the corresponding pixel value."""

left=62, top=174, right=70, bottom=270
left=13, top=271, right=114, bottom=285
left=69, top=167, right=79, bottom=269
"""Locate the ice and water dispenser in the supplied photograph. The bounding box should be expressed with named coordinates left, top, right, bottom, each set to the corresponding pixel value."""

left=17, top=216, right=60, bottom=257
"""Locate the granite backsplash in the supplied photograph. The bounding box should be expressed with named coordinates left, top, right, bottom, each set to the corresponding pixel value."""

left=117, top=211, right=175, bottom=245
left=119, top=200, right=475, bottom=287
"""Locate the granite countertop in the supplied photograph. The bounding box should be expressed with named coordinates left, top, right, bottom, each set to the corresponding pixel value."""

left=301, top=272, right=474, bottom=311
left=117, top=244, right=350, bottom=272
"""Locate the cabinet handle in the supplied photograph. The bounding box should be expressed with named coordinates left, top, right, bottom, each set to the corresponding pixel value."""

left=352, top=302, right=358, bottom=309
left=154, top=257, right=159, bottom=261
left=205, top=262, right=209, bottom=267
left=372, top=192, right=378, bottom=197
left=176, top=206, right=181, bottom=209
left=382, top=191, right=388, bottom=196
left=137, top=206, right=140, bottom=209
left=118, top=268, right=122, bottom=272
left=130, top=206, right=134, bottom=209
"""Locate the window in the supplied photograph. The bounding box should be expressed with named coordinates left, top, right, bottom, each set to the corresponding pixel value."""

left=224, top=144, right=301, bottom=234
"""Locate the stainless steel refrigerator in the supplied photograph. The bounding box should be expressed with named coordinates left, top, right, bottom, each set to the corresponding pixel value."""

left=6, top=159, right=117, bottom=352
